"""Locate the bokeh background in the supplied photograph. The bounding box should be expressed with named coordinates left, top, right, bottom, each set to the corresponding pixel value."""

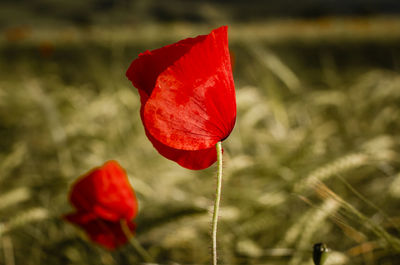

left=1, top=1, right=400, bottom=264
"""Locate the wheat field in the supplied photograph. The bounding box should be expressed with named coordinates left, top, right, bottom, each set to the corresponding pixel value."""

left=1, top=19, right=400, bottom=264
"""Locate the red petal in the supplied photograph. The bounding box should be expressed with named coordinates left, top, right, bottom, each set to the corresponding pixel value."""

left=137, top=106, right=217, bottom=169
left=69, top=161, right=138, bottom=221
left=126, top=35, right=206, bottom=100
left=64, top=212, right=135, bottom=250
left=145, top=127, right=217, bottom=170
left=143, top=26, right=236, bottom=150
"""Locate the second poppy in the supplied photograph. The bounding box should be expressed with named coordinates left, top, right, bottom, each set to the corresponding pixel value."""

left=64, top=160, right=138, bottom=250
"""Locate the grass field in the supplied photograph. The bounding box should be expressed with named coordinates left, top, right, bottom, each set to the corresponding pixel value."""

left=1, top=18, right=400, bottom=264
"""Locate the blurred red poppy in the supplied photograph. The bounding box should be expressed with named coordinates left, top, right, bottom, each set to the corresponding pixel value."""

left=64, top=160, right=138, bottom=250
left=38, top=41, right=55, bottom=58
left=4, top=26, right=31, bottom=42
left=126, top=26, right=236, bottom=170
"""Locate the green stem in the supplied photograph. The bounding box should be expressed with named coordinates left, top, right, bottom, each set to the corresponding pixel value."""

left=212, top=141, right=223, bottom=265
left=120, top=220, right=153, bottom=263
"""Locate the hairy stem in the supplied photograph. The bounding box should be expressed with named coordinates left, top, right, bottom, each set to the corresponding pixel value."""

left=212, top=141, right=223, bottom=265
left=120, top=220, right=153, bottom=263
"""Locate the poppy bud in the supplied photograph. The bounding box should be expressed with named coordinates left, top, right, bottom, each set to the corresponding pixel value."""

left=64, top=161, right=138, bottom=250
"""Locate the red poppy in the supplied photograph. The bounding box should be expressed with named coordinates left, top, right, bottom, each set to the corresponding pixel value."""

left=64, top=160, right=138, bottom=250
left=126, top=26, right=236, bottom=170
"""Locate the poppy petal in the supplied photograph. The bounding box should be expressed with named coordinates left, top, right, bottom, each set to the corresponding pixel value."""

left=145, top=128, right=218, bottom=170
left=126, top=35, right=206, bottom=99
left=143, top=26, right=236, bottom=150
left=64, top=211, right=98, bottom=223
left=69, top=161, right=138, bottom=221
left=65, top=212, right=135, bottom=250
left=138, top=106, right=217, bottom=169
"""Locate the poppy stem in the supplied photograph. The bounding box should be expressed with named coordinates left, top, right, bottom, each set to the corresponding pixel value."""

left=120, top=220, right=153, bottom=263
left=212, top=141, right=223, bottom=265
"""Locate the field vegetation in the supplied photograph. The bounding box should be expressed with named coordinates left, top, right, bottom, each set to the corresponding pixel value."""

left=1, top=18, right=400, bottom=264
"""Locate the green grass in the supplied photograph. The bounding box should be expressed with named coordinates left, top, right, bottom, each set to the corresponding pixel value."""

left=1, top=20, right=400, bottom=264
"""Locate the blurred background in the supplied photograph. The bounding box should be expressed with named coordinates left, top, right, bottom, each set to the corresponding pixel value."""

left=1, top=0, right=400, bottom=264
